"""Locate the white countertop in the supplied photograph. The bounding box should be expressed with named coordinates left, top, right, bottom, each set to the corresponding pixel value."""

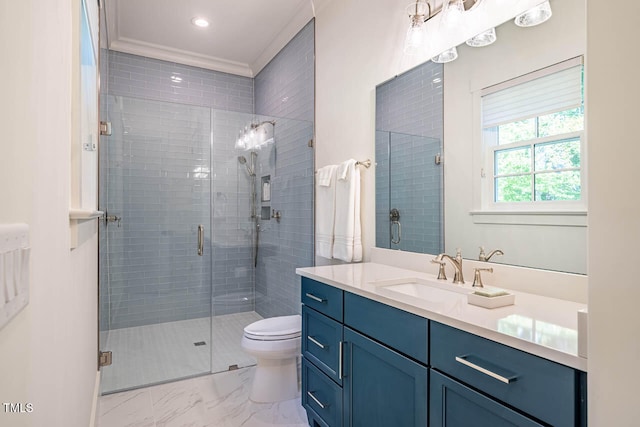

left=296, top=262, right=588, bottom=372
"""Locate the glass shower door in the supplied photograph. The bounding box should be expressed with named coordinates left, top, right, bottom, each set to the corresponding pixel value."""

left=98, top=95, right=212, bottom=393
left=388, top=131, right=444, bottom=254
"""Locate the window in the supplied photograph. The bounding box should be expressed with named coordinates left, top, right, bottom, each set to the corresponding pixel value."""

left=480, top=58, right=585, bottom=211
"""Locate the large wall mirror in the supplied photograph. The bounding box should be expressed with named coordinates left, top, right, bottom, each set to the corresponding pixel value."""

left=375, top=0, right=586, bottom=274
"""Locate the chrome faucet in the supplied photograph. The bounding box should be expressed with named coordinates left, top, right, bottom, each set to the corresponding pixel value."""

left=478, top=247, right=504, bottom=262
left=435, top=248, right=464, bottom=284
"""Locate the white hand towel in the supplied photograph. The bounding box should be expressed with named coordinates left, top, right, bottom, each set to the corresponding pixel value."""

left=333, top=159, right=362, bottom=262
left=337, top=160, right=351, bottom=181
left=317, top=165, right=334, bottom=187
left=315, top=165, right=338, bottom=259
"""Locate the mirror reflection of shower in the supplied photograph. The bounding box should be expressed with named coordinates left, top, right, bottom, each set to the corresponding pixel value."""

left=238, top=152, right=259, bottom=267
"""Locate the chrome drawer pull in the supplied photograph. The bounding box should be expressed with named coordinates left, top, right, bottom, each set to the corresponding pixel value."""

left=305, top=293, right=326, bottom=303
left=455, top=356, right=515, bottom=384
left=338, top=341, right=343, bottom=380
left=307, top=336, right=326, bottom=349
left=307, top=391, right=327, bottom=409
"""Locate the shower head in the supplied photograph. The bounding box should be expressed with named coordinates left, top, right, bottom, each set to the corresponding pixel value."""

left=238, top=155, right=255, bottom=176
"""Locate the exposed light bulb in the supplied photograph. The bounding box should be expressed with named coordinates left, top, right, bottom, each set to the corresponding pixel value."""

left=466, top=27, right=497, bottom=47
left=441, top=0, right=465, bottom=27
left=431, top=47, right=458, bottom=63
left=404, top=21, right=426, bottom=54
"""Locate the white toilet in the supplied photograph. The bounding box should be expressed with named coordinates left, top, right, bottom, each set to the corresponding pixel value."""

left=241, top=314, right=302, bottom=403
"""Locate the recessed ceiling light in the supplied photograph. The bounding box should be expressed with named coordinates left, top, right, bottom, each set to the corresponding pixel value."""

left=191, top=17, right=210, bottom=28
left=171, top=75, right=183, bottom=83
left=432, top=77, right=442, bottom=84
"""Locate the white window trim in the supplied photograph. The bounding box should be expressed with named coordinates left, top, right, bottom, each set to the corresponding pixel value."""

left=470, top=58, right=587, bottom=227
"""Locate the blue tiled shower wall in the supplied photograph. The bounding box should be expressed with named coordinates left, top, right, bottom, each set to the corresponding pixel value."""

left=375, top=61, right=444, bottom=255
left=253, top=20, right=315, bottom=319
left=99, top=21, right=314, bottom=330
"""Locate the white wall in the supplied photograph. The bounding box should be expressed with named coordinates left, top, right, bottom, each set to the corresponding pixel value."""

left=587, top=0, right=640, bottom=423
left=443, top=0, right=587, bottom=273
left=0, top=1, right=98, bottom=426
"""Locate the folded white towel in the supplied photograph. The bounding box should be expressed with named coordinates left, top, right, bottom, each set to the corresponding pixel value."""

left=317, top=165, right=335, bottom=187
left=337, top=160, right=351, bottom=181
left=315, top=165, right=338, bottom=259
left=333, top=160, right=362, bottom=262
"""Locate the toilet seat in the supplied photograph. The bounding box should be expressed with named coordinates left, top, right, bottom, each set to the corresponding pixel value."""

left=243, top=314, right=301, bottom=341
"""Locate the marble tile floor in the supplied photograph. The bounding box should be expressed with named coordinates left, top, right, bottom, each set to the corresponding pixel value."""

left=97, top=366, right=309, bottom=427
left=101, top=312, right=264, bottom=394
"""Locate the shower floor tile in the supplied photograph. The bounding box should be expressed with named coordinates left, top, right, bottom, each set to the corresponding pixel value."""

left=101, top=311, right=263, bottom=394
left=98, top=366, right=308, bottom=427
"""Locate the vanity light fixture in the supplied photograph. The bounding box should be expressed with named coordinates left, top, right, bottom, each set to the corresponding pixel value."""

left=404, top=0, right=431, bottom=54
left=514, top=1, right=552, bottom=27
left=191, top=17, right=210, bottom=28
left=403, top=0, right=552, bottom=62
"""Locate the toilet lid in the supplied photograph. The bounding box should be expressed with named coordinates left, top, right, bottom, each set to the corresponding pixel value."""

left=244, top=314, right=301, bottom=341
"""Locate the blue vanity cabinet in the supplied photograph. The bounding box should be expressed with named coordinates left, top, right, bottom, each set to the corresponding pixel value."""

left=343, top=327, right=428, bottom=427
left=430, top=370, right=544, bottom=427
left=301, top=277, right=429, bottom=427
left=301, top=278, right=345, bottom=427
left=300, top=276, right=586, bottom=427
left=430, top=322, right=587, bottom=427
left=303, top=357, right=343, bottom=427
left=303, top=305, right=344, bottom=385
left=342, top=291, right=429, bottom=426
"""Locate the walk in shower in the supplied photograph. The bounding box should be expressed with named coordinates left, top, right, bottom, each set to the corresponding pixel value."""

left=98, top=94, right=314, bottom=393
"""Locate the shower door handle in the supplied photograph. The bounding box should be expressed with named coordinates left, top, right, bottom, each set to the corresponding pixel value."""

left=197, top=224, right=204, bottom=256
left=390, top=208, right=401, bottom=245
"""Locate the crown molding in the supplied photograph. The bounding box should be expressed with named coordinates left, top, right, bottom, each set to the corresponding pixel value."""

left=109, top=37, right=253, bottom=77
left=104, top=0, right=318, bottom=78
left=250, top=2, right=315, bottom=75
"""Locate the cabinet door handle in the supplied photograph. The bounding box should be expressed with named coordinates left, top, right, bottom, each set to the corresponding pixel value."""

left=455, top=355, right=516, bottom=384
left=307, top=391, right=327, bottom=409
left=307, top=336, right=326, bottom=349
left=338, top=340, right=343, bottom=380
left=305, top=293, right=326, bottom=303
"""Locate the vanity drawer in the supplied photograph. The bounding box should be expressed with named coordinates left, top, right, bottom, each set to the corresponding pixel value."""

left=431, top=322, right=578, bottom=427
left=430, top=369, right=544, bottom=427
left=302, top=277, right=344, bottom=322
left=344, top=292, right=428, bottom=364
left=303, top=305, right=343, bottom=385
left=302, top=357, right=343, bottom=427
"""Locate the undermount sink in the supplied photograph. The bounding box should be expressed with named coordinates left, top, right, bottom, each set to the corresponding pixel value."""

left=370, top=277, right=472, bottom=309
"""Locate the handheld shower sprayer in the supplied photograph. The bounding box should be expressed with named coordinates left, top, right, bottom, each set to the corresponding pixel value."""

left=237, top=155, right=255, bottom=176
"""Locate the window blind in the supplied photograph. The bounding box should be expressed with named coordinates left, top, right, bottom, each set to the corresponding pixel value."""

left=482, top=59, right=583, bottom=129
